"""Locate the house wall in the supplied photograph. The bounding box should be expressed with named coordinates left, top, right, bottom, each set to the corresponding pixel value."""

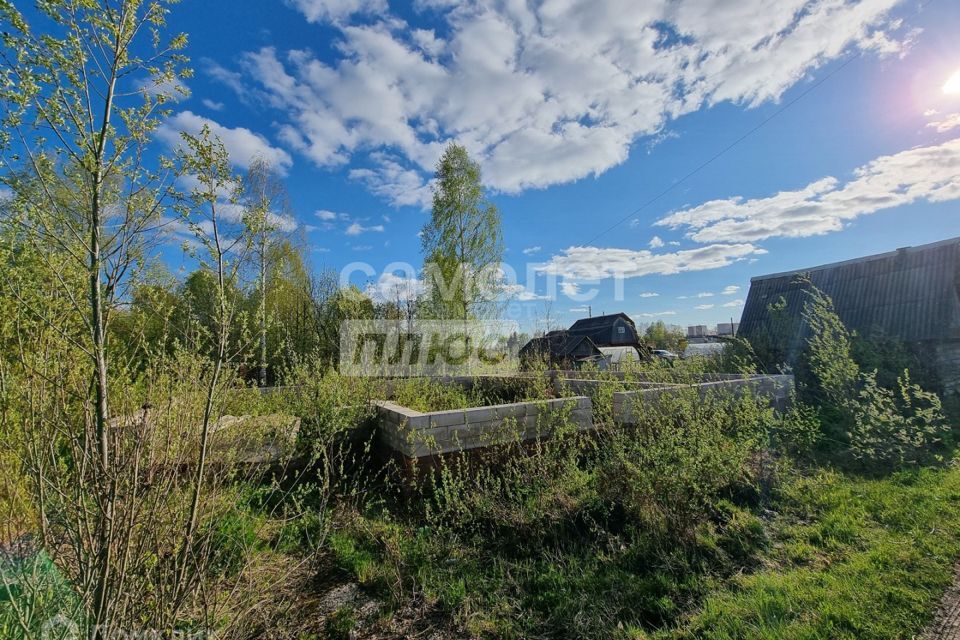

left=935, top=340, right=960, bottom=396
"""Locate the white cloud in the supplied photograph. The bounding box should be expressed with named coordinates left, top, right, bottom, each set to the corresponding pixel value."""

left=201, top=98, right=224, bottom=111
left=657, top=137, right=960, bottom=243
left=723, top=299, right=744, bottom=308
left=315, top=209, right=340, bottom=221
left=157, top=111, right=293, bottom=172
left=345, top=221, right=385, bottom=235
left=649, top=235, right=664, bottom=249
left=267, top=211, right=298, bottom=232
left=349, top=155, right=435, bottom=209
left=522, top=246, right=542, bottom=255
left=639, top=292, right=659, bottom=298
left=366, top=271, right=426, bottom=302
left=927, top=113, right=960, bottom=133
left=538, top=243, right=763, bottom=281
left=559, top=281, right=581, bottom=297
left=502, top=282, right=549, bottom=301
left=695, top=304, right=715, bottom=310
left=721, top=285, right=741, bottom=295
left=135, top=76, right=189, bottom=101
left=696, top=292, right=714, bottom=298
left=215, top=0, right=912, bottom=204
left=637, top=310, right=677, bottom=318
left=287, top=0, right=387, bottom=23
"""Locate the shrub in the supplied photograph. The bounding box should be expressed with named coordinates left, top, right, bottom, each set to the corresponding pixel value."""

left=599, top=389, right=770, bottom=540
left=848, top=370, right=950, bottom=469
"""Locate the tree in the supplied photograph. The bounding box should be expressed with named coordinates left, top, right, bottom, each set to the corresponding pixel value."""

left=644, top=321, right=686, bottom=352
left=0, top=1, right=187, bottom=634
left=242, top=157, right=291, bottom=386
left=421, top=143, right=503, bottom=321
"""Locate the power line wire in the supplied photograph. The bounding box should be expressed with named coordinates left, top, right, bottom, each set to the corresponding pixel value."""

left=584, top=0, right=936, bottom=246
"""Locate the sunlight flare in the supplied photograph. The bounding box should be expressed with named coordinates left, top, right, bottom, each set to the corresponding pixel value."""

left=944, top=68, right=960, bottom=95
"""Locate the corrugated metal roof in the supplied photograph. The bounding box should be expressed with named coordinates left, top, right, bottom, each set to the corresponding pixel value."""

left=739, top=237, right=960, bottom=343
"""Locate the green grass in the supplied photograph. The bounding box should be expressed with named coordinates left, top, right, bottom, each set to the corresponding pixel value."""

left=660, top=466, right=960, bottom=639
left=327, top=464, right=960, bottom=639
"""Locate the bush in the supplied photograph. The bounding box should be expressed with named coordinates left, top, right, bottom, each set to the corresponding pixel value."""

left=600, top=389, right=771, bottom=539
left=848, top=370, right=950, bottom=469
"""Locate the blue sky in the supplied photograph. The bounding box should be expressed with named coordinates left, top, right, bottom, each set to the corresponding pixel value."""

left=28, top=0, right=960, bottom=331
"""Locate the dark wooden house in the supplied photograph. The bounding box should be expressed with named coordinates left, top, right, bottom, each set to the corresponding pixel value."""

left=739, top=237, right=960, bottom=395
left=519, top=330, right=603, bottom=370
left=567, top=313, right=641, bottom=348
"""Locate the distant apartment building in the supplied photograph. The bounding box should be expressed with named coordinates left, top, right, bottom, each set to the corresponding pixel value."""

left=687, top=325, right=708, bottom=338
left=717, top=322, right=740, bottom=336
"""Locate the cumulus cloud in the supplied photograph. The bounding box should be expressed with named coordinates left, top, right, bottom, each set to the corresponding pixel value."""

left=559, top=281, right=581, bottom=297
left=287, top=0, right=387, bottom=23
left=927, top=113, right=960, bottom=133
left=502, top=282, right=550, bottom=301
left=696, top=292, right=714, bottom=298
left=649, top=235, right=665, bottom=249
left=348, top=155, right=435, bottom=209
left=639, top=292, right=659, bottom=298
left=537, top=243, right=763, bottom=281
left=722, top=285, right=741, bottom=295
left=365, top=271, right=426, bottom=302
left=157, top=111, right=293, bottom=172
left=345, top=221, right=385, bottom=235
left=723, top=299, right=744, bottom=308
left=202, top=98, right=224, bottom=111
left=522, top=246, right=542, bottom=255
left=212, top=0, right=912, bottom=205
left=695, top=304, right=715, bottom=310
left=268, top=212, right=299, bottom=232
left=657, top=137, right=960, bottom=243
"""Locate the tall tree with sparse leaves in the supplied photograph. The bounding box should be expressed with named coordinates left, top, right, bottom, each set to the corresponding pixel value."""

left=243, top=157, right=290, bottom=386
left=421, top=143, right=503, bottom=321
left=0, top=1, right=187, bottom=635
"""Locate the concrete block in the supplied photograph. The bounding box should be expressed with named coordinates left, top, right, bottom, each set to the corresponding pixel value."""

left=465, top=407, right=494, bottom=423
left=429, top=410, right=466, bottom=428
left=495, top=403, right=526, bottom=420
left=404, top=414, right=430, bottom=430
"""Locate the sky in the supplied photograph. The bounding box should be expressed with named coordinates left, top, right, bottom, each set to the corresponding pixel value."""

left=21, top=0, right=960, bottom=332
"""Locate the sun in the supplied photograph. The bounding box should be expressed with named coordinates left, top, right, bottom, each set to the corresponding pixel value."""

left=944, top=69, right=960, bottom=95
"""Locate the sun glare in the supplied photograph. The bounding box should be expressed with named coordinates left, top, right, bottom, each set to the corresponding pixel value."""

left=944, top=69, right=960, bottom=95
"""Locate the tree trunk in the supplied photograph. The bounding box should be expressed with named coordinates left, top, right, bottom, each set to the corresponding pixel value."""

left=259, top=238, right=267, bottom=387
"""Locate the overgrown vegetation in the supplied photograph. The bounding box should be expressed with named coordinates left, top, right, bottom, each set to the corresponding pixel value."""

left=0, top=2, right=957, bottom=639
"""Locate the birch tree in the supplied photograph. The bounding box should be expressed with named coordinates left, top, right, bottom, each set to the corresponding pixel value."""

left=421, top=143, right=503, bottom=321
left=242, top=157, right=291, bottom=387
left=0, top=1, right=187, bottom=635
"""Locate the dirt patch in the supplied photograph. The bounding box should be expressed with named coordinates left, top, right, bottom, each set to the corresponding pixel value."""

left=925, top=564, right=960, bottom=639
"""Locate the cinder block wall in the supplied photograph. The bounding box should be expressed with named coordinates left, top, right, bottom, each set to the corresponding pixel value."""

left=612, top=375, right=795, bottom=425
left=376, top=396, right=593, bottom=458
